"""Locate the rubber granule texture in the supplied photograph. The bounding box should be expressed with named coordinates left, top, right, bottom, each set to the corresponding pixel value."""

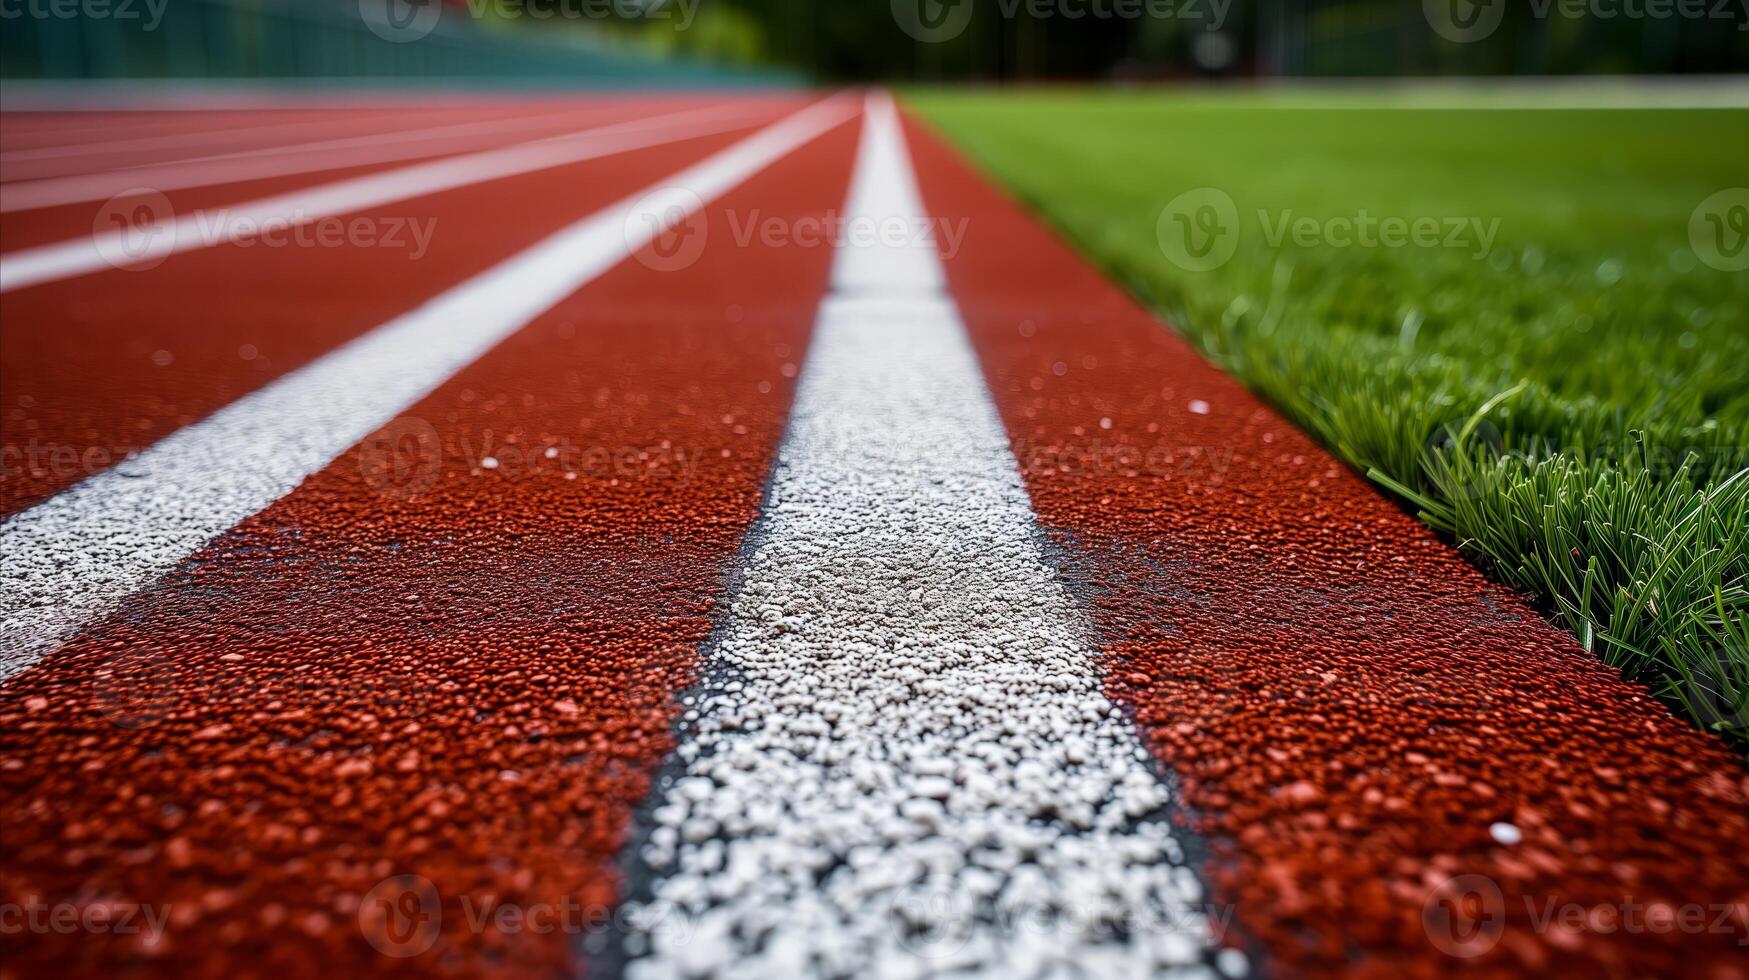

left=0, top=113, right=858, bottom=979
left=904, top=108, right=1749, bottom=980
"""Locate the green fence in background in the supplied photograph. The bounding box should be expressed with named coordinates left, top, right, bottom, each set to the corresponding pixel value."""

left=0, top=0, right=793, bottom=85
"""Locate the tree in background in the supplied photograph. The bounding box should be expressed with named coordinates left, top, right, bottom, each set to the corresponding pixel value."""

left=538, top=0, right=1749, bottom=80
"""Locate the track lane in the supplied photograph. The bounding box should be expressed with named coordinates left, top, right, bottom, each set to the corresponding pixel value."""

left=0, top=105, right=587, bottom=165
left=0, top=96, right=857, bottom=677
left=902, top=107, right=1749, bottom=979
left=0, top=101, right=802, bottom=291
left=0, top=100, right=860, bottom=980
left=0, top=102, right=723, bottom=219
left=0, top=100, right=771, bottom=252
left=0, top=108, right=432, bottom=152
left=0, top=101, right=807, bottom=516
left=616, top=95, right=1231, bottom=980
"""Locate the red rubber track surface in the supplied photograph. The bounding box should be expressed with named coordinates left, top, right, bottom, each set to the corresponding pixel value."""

left=0, top=105, right=592, bottom=163
left=0, top=106, right=573, bottom=183
left=0, top=108, right=438, bottom=154
left=3, top=158, right=478, bottom=253
left=0, top=101, right=720, bottom=252
left=0, top=108, right=860, bottom=978
left=0, top=102, right=805, bottom=517
left=903, top=111, right=1749, bottom=979
left=0, top=107, right=494, bottom=147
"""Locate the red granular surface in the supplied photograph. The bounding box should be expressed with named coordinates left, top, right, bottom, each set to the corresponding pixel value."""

left=0, top=100, right=804, bottom=517
left=0, top=106, right=564, bottom=177
left=0, top=98, right=758, bottom=250
left=0, top=108, right=859, bottom=978
left=904, top=110, right=1749, bottom=979
left=0, top=101, right=726, bottom=172
left=0, top=107, right=520, bottom=157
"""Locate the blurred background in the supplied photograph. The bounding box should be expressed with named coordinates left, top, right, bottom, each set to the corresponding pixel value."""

left=2, top=0, right=1746, bottom=87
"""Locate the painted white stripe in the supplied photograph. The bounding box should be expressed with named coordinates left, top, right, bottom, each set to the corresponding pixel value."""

left=0, top=85, right=743, bottom=112
left=0, top=111, right=564, bottom=168
left=0, top=108, right=655, bottom=211
left=0, top=101, right=783, bottom=293
left=619, top=96, right=1236, bottom=979
left=0, top=95, right=859, bottom=681
left=0, top=116, right=415, bottom=164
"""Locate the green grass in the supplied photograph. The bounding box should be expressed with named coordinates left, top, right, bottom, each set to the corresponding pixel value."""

left=908, top=89, right=1749, bottom=746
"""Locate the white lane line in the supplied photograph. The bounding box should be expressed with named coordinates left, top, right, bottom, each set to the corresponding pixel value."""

left=0, top=110, right=555, bottom=167
left=0, top=100, right=784, bottom=292
left=0, top=87, right=673, bottom=112
left=0, top=95, right=860, bottom=681
left=619, top=95, right=1237, bottom=979
left=0, top=115, right=404, bottom=164
left=0, top=107, right=669, bottom=211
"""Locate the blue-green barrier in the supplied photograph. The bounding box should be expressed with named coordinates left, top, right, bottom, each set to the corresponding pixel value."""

left=0, top=0, right=796, bottom=85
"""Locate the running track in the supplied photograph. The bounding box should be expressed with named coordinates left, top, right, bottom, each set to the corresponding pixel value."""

left=1, top=92, right=1745, bottom=980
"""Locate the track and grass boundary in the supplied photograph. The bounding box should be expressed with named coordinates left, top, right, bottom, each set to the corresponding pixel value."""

left=907, top=91, right=1749, bottom=748
left=903, top=101, right=1749, bottom=978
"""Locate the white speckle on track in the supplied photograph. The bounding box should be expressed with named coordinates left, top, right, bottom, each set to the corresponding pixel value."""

left=618, top=95, right=1229, bottom=980
left=0, top=96, right=859, bottom=681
